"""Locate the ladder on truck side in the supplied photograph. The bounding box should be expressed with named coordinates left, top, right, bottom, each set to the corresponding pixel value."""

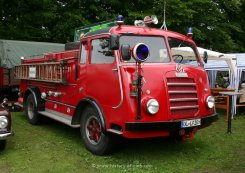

left=15, top=62, right=68, bottom=84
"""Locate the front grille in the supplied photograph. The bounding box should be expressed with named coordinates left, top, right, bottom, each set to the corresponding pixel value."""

left=167, top=78, right=199, bottom=117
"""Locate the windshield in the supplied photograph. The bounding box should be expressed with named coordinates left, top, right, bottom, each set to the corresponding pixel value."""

left=120, top=36, right=170, bottom=63
left=168, top=37, right=200, bottom=66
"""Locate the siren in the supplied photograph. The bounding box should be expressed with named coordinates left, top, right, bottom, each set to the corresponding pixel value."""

left=144, top=15, right=158, bottom=24
left=134, top=20, right=145, bottom=26
left=132, top=43, right=150, bottom=63
left=150, top=15, right=159, bottom=24
left=134, top=15, right=158, bottom=26
left=144, top=16, right=152, bottom=24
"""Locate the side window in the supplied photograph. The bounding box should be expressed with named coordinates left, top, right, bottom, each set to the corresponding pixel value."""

left=80, top=42, right=87, bottom=64
left=91, top=38, right=114, bottom=64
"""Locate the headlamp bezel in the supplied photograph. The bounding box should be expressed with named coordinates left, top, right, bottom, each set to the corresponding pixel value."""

left=146, top=99, right=160, bottom=115
left=206, top=96, right=215, bottom=109
left=0, top=116, right=9, bottom=129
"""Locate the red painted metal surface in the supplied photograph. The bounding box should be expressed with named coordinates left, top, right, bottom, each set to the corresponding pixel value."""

left=0, top=68, right=3, bottom=87
left=17, top=25, right=215, bottom=139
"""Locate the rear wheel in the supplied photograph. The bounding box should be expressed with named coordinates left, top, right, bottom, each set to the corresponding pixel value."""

left=80, top=107, right=113, bottom=155
left=0, top=140, right=6, bottom=151
left=24, top=94, right=41, bottom=125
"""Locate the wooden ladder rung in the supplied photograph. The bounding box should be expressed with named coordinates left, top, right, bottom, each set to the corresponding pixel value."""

left=15, top=63, right=66, bottom=83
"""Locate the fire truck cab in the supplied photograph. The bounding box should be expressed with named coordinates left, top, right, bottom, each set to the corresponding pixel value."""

left=16, top=16, right=218, bottom=155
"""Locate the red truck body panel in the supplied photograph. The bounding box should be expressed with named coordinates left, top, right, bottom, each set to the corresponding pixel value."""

left=16, top=25, right=217, bottom=139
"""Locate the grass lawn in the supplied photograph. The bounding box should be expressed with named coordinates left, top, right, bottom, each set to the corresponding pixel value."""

left=0, top=111, right=245, bottom=173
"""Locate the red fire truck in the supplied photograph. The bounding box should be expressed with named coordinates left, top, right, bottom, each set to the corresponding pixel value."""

left=15, top=16, right=217, bottom=155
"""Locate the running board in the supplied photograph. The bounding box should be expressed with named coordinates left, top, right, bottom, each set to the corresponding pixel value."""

left=38, top=109, right=80, bottom=128
left=107, top=129, right=123, bottom=135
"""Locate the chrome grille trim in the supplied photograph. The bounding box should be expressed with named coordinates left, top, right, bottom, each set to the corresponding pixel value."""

left=168, top=90, right=197, bottom=94
left=167, top=77, right=199, bottom=117
left=170, top=105, right=199, bottom=110
left=167, top=83, right=196, bottom=86
left=170, top=98, right=198, bottom=102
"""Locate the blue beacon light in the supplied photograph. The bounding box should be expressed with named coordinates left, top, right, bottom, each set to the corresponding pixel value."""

left=116, top=15, right=124, bottom=26
left=117, top=15, right=123, bottom=21
left=187, top=27, right=193, bottom=38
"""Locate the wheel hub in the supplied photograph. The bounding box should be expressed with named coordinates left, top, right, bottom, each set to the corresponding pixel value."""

left=85, top=116, right=102, bottom=145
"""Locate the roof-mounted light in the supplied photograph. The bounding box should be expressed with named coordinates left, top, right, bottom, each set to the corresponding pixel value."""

left=187, top=27, right=193, bottom=38
left=116, top=15, right=124, bottom=27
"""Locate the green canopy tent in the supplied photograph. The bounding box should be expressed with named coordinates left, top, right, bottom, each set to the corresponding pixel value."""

left=0, top=40, right=64, bottom=69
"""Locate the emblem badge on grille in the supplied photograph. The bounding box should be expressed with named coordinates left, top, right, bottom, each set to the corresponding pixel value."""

left=176, top=64, right=188, bottom=77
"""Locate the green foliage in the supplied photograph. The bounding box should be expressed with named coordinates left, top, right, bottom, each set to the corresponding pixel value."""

left=154, top=0, right=245, bottom=53
left=0, top=0, right=245, bottom=53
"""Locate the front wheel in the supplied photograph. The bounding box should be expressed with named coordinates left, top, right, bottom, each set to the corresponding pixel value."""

left=24, top=94, right=41, bottom=125
left=80, top=107, right=113, bottom=155
left=0, top=140, right=6, bottom=151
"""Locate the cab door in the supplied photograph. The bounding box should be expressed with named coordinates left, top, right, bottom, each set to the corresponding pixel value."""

left=86, top=36, right=121, bottom=107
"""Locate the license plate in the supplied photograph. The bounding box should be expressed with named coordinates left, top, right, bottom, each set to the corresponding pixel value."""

left=181, top=119, right=201, bottom=128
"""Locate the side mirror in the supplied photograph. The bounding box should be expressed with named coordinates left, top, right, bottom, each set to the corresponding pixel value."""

left=121, top=44, right=131, bottom=61
left=203, top=51, right=208, bottom=63
left=109, top=34, right=119, bottom=50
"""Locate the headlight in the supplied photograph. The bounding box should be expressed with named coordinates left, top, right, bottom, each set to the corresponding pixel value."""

left=0, top=116, right=8, bottom=129
left=41, top=92, right=47, bottom=99
left=146, top=99, right=159, bottom=115
left=206, top=96, right=215, bottom=109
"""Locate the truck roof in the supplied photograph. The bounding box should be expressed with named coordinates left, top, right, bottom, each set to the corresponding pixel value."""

left=82, top=25, right=193, bottom=43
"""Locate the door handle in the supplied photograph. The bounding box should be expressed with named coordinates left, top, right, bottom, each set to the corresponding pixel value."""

left=112, top=68, right=118, bottom=72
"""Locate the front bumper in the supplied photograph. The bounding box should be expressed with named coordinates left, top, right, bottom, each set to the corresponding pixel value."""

left=125, top=113, right=218, bottom=132
left=0, top=131, right=14, bottom=140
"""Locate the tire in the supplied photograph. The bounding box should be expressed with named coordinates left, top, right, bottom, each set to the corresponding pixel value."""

left=65, top=42, right=80, bottom=50
left=80, top=106, right=113, bottom=155
left=24, top=94, right=41, bottom=125
left=0, top=140, right=6, bottom=151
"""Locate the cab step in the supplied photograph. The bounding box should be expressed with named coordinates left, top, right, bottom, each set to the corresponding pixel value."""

left=38, top=109, right=80, bottom=128
left=107, top=129, right=123, bottom=135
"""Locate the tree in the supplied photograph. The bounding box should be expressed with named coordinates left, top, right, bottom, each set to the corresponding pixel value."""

left=0, top=0, right=244, bottom=53
left=153, top=0, right=245, bottom=53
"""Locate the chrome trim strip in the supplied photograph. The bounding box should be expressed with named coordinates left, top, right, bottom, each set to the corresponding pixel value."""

left=45, top=99, right=76, bottom=108
left=112, top=52, right=124, bottom=109
left=0, top=132, right=14, bottom=140
left=170, top=105, right=199, bottom=110
left=168, top=91, right=197, bottom=94
left=83, top=33, right=110, bottom=39
left=167, top=83, right=196, bottom=86
left=170, top=98, right=198, bottom=102
left=107, top=129, right=123, bottom=135
left=38, top=109, right=79, bottom=128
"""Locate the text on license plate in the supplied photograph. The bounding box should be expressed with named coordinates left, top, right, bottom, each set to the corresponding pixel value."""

left=181, top=119, right=201, bottom=128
